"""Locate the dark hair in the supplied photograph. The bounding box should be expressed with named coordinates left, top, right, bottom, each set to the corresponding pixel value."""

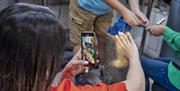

left=0, top=3, right=65, bottom=91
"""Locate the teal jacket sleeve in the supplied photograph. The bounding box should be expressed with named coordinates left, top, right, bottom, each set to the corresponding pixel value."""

left=163, top=27, right=180, bottom=52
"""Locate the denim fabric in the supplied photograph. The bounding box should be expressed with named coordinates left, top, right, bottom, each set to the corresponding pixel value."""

left=140, top=57, right=179, bottom=91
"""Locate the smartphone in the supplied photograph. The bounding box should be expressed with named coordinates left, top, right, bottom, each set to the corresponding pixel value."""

left=81, top=31, right=97, bottom=67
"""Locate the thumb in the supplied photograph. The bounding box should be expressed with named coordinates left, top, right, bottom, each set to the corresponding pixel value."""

left=141, top=15, right=148, bottom=23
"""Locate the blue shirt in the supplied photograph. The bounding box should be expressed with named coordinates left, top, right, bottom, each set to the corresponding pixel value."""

left=77, top=0, right=112, bottom=15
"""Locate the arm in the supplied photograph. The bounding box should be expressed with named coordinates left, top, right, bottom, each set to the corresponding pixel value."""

left=105, top=0, right=129, bottom=15
left=129, top=0, right=149, bottom=26
left=146, top=25, right=180, bottom=51
left=105, top=0, right=139, bottom=26
left=163, top=27, right=180, bottom=51
left=125, top=56, right=145, bottom=91
left=129, top=0, right=140, bottom=12
left=116, top=33, right=145, bottom=91
left=105, top=0, right=149, bottom=26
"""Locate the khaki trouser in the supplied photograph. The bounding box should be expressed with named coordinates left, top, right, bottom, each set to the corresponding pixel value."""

left=69, top=0, right=113, bottom=45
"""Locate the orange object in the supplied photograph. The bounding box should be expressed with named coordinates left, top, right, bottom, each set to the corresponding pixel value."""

left=50, top=79, right=127, bottom=91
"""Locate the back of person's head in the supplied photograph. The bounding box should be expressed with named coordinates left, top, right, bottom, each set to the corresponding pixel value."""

left=0, top=3, right=65, bottom=91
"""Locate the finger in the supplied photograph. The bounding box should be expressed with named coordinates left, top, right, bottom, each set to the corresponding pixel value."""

left=145, top=26, right=153, bottom=35
left=118, top=34, right=129, bottom=47
left=118, top=31, right=123, bottom=35
left=79, top=65, right=86, bottom=72
left=118, top=32, right=127, bottom=43
left=136, top=13, right=149, bottom=27
left=125, top=32, right=131, bottom=42
left=144, top=19, right=150, bottom=26
left=137, top=18, right=142, bottom=25
left=137, top=12, right=148, bottom=23
left=145, top=20, right=152, bottom=26
left=143, top=17, right=148, bottom=22
left=117, top=35, right=125, bottom=46
left=125, top=32, right=134, bottom=44
left=85, top=67, right=89, bottom=73
left=72, top=65, right=86, bottom=75
left=133, top=14, right=140, bottom=25
left=115, top=35, right=125, bottom=48
left=141, top=15, right=148, bottom=22
left=72, top=60, right=89, bottom=66
left=121, top=33, right=131, bottom=45
left=115, top=35, right=123, bottom=46
left=115, top=35, right=128, bottom=55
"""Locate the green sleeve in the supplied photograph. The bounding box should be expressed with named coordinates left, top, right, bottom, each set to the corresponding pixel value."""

left=163, top=27, right=180, bottom=52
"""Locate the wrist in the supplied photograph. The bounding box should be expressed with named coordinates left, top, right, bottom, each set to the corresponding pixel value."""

left=129, top=55, right=139, bottom=61
left=129, top=57, right=140, bottom=66
left=130, top=4, right=140, bottom=13
left=119, top=6, right=129, bottom=16
left=132, top=9, right=141, bottom=14
left=159, top=25, right=166, bottom=31
left=157, top=25, right=166, bottom=35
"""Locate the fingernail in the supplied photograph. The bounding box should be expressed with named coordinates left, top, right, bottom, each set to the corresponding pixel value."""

left=85, top=68, right=89, bottom=73
left=118, top=31, right=123, bottom=35
left=84, top=61, right=89, bottom=64
left=115, top=35, right=119, bottom=38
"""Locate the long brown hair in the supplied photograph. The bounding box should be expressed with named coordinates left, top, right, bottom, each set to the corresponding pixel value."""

left=0, top=3, right=65, bottom=91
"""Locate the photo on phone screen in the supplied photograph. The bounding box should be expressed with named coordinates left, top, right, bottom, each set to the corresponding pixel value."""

left=81, top=32, right=96, bottom=66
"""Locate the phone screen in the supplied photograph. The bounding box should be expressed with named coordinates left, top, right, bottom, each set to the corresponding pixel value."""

left=81, top=32, right=96, bottom=66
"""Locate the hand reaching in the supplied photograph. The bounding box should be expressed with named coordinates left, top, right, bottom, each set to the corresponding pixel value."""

left=134, top=10, right=149, bottom=27
left=115, top=32, right=139, bottom=60
left=146, top=25, right=165, bottom=36
left=121, top=8, right=140, bottom=26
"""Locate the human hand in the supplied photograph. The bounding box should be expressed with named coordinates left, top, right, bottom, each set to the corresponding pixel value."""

left=121, top=8, right=140, bottom=26
left=146, top=25, right=166, bottom=36
left=133, top=10, right=149, bottom=27
left=115, top=32, right=139, bottom=60
left=60, top=49, right=89, bottom=81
